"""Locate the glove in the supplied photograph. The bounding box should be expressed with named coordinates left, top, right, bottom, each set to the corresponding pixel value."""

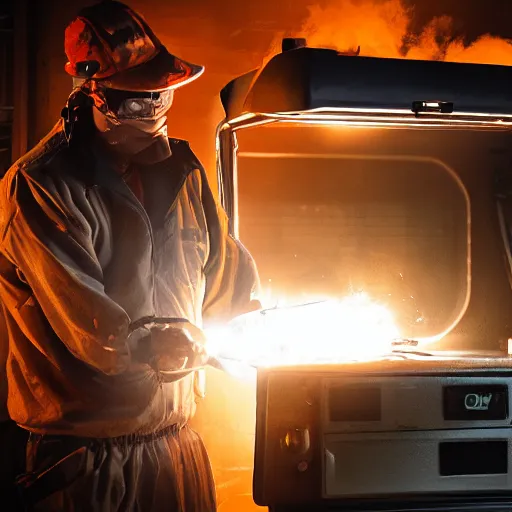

left=134, top=320, right=210, bottom=378
left=150, top=321, right=208, bottom=373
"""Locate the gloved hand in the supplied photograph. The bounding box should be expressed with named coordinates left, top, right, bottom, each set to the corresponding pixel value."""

left=149, top=321, right=209, bottom=373
left=134, top=320, right=210, bottom=377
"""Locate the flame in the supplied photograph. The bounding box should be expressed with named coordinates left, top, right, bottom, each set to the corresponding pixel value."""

left=205, top=292, right=402, bottom=368
left=267, top=0, right=512, bottom=66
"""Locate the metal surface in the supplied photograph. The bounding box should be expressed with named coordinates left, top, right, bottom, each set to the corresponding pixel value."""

left=220, top=47, right=512, bottom=120
left=254, top=356, right=512, bottom=510
left=324, top=429, right=512, bottom=497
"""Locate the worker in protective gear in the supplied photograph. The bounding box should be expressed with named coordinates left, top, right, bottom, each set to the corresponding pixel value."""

left=0, top=1, right=260, bottom=510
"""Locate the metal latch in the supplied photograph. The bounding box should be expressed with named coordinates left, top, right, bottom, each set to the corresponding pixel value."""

left=411, top=100, right=454, bottom=117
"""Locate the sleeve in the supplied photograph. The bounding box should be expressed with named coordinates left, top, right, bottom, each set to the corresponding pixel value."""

left=198, top=169, right=262, bottom=324
left=0, top=168, right=146, bottom=376
left=0, top=304, right=8, bottom=421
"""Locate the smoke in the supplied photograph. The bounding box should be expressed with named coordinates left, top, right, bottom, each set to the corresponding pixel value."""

left=290, top=0, right=512, bottom=65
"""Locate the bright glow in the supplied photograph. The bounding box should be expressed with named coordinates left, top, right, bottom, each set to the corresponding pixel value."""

left=205, top=292, right=401, bottom=368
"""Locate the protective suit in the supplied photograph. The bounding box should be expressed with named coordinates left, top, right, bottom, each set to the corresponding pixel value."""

left=0, top=307, right=28, bottom=507
left=0, top=1, right=260, bottom=510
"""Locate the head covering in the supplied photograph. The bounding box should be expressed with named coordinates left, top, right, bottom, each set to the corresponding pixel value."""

left=64, top=0, right=204, bottom=92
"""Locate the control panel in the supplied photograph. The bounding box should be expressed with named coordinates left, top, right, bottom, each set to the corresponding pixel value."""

left=253, top=359, right=512, bottom=509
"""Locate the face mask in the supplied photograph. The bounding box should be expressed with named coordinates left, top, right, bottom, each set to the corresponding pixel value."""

left=84, top=82, right=175, bottom=164
left=93, top=108, right=172, bottom=164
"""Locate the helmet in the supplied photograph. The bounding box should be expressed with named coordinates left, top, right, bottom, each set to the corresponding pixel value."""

left=64, top=0, right=204, bottom=92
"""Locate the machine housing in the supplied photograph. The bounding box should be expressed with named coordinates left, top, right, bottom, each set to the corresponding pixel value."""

left=254, top=355, right=512, bottom=511
left=216, top=40, right=512, bottom=511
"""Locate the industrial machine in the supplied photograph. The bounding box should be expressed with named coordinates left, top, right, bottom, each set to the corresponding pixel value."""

left=253, top=356, right=512, bottom=511
left=214, top=39, right=512, bottom=511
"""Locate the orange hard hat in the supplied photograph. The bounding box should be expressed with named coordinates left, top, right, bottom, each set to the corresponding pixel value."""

left=64, top=0, right=204, bottom=92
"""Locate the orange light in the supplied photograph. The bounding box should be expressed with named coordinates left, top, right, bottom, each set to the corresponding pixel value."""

left=293, top=0, right=512, bottom=66
left=205, top=292, right=402, bottom=368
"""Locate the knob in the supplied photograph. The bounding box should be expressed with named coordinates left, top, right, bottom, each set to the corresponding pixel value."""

left=280, top=428, right=310, bottom=455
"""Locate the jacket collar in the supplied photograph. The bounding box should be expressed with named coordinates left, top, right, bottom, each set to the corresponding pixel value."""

left=86, top=134, right=142, bottom=207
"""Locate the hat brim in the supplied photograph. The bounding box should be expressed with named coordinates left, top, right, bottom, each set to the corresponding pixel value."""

left=97, top=47, right=204, bottom=92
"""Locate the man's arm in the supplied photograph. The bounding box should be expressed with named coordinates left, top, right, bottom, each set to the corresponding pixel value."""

left=0, top=167, right=144, bottom=376
left=197, top=169, right=261, bottom=324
